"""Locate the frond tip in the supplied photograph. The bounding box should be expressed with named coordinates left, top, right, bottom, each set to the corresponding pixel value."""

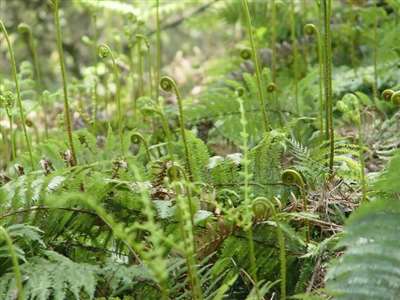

left=281, top=169, right=305, bottom=188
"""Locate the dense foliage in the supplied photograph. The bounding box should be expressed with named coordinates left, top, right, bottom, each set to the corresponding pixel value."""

left=1, top=0, right=400, bottom=299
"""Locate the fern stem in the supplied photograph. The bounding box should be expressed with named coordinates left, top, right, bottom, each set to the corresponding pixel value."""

left=321, top=0, right=334, bottom=174
left=304, top=23, right=324, bottom=141
left=0, top=226, right=24, bottom=300
left=131, top=132, right=152, bottom=161
left=137, top=38, right=144, bottom=98
left=356, top=105, right=367, bottom=202
left=0, top=20, right=34, bottom=168
left=52, top=0, right=77, bottom=166
left=270, top=0, right=282, bottom=125
left=5, top=108, right=16, bottom=160
left=92, top=12, right=99, bottom=133
left=372, top=6, right=378, bottom=101
left=290, top=0, right=299, bottom=114
left=98, top=44, right=124, bottom=154
left=156, top=0, right=161, bottom=103
left=160, top=76, right=193, bottom=180
left=277, top=223, right=286, bottom=300
left=241, top=0, right=268, bottom=132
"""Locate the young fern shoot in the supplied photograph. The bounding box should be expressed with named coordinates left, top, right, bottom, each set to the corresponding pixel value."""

left=321, top=0, right=334, bottom=174
left=0, top=20, right=34, bottom=168
left=98, top=44, right=124, bottom=154
left=52, top=0, right=77, bottom=165
left=241, top=0, right=268, bottom=132
left=304, top=23, right=324, bottom=140
left=290, top=0, right=300, bottom=113
left=156, top=0, right=161, bottom=103
left=160, top=76, right=193, bottom=180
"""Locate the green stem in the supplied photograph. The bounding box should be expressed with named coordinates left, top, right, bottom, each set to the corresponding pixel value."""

left=0, top=20, right=34, bottom=168
left=52, top=0, right=77, bottom=165
left=357, top=106, right=367, bottom=202
left=160, top=76, right=193, bottom=181
left=0, top=226, right=24, bottom=300
left=92, top=13, right=99, bottom=133
left=156, top=0, right=161, bottom=104
left=372, top=7, right=378, bottom=101
left=305, top=23, right=324, bottom=140
left=98, top=44, right=123, bottom=154
left=6, top=109, right=16, bottom=160
left=131, top=132, right=152, bottom=161
left=321, top=0, right=334, bottom=174
left=241, top=0, right=268, bottom=132
left=137, top=39, right=144, bottom=98
left=277, top=222, right=286, bottom=300
left=290, top=0, right=299, bottom=113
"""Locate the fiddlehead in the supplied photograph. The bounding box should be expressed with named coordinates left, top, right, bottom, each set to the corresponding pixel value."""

left=241, top=0, right=269, bottom=132
left=51, top=0, right=77, bottom=166
left=382, top=89, right=394, bottom=101
left=282, top=169, right=305, bottom=188
left=131, top=132, right=152, bottom=161
left=240, top=47, right=252, bottom=60
left=266, top=83, right=277, bottom=93
left=160, top=76, right=193, bottom=180
left=282, top=169, right=310, bottom=242
left=391, top=91, right=400, bottom=106
left=304, top=23, right=324, bottom=140
left=98, top=43, right=123, bottom=153
left=0, top=20, right=34, bottom=168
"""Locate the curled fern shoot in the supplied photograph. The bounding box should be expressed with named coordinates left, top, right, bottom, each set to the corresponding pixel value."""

left=382, top=89, right=394, bottom=101
left=241, top=0, right=268, bottom=132
left=281, top=169, right=305, bottom=188
left=282, top=169, right=310, bottom=242
left=131, top=131, right=152, bottom=161
left=321, top=0, right=334, bottom=174
left=52, top=0, right=77, bottom=165
left=240, top=47, right=252, bottom=60
left=0, top=226, right=24, bottom=300
left=304, top=23, right=324, bottom=140
left=160, top=76, right=193, bottom=180
left=390, top=91, right=400, bottom=106
left=0, top=20, right=34, bottom=168
left=267, top=82, right=277, bottom=93
left=98, top=43, right=124, bottom=153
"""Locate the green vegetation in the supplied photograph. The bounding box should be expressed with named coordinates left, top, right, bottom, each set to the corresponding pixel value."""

left=0, top=1, right=400, bottom=299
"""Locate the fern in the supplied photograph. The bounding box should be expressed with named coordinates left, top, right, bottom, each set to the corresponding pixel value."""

left=0, top=250, right=98, bottom=300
